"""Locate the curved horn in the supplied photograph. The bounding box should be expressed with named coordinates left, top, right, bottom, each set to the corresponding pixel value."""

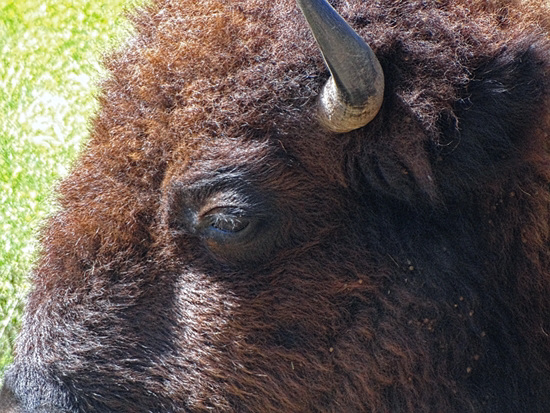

left=296, top=0, right=384, bottom=133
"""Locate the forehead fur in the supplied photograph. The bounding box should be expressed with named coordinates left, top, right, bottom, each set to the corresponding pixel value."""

left=89, top=0, right=550, bottom=180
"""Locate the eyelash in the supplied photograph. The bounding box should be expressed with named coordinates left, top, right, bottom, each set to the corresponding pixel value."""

left=195, top=205, right=258, bottom=246
left=207, top=212, right=250, bottom=233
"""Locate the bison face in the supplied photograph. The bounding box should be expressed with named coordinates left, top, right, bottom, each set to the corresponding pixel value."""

left=2, top=137, right=378, bottom=412
left=2, top=0, right=550, bottom=412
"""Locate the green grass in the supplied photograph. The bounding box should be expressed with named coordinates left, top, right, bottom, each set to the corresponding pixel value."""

left=0, top=0, right=140, bottom=376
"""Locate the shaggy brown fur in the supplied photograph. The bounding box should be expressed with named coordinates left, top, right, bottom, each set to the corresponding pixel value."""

left=2, top=0, right=550, bottom=411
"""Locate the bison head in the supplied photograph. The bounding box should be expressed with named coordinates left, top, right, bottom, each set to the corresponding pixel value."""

left=2, top=0, right=550, bottom=411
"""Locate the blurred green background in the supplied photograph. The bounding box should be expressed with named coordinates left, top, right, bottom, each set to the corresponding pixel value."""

left=0, top=0, right=140, bottom=376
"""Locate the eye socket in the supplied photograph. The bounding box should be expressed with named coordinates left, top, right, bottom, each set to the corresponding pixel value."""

left=164, top=175, right=282, bottom=264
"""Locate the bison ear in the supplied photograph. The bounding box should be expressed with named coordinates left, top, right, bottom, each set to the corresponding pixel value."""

left=356, top=43, right=548, bottom=206
left=429, top=44, right=549, bottom=195
left=296, top=0, right=384, bottom=133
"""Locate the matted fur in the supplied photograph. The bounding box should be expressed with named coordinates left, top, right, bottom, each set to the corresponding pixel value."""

left=2, top=0, right=550, bottom=411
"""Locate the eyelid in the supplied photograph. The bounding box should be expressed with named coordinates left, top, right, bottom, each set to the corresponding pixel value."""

left=198, top=206, right=252, bottom=235
left=199, top=211, right=257, bottom=247
left=198, top=205, right=249, bottom=221
left=207, top=215, right=250, bottom=235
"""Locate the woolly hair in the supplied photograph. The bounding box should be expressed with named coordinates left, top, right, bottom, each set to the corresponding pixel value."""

left=84, top=0, right=550, bottom=199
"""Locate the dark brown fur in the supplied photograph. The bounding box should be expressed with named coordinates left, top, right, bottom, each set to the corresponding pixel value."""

left=2, top=0, right=550, bottom=411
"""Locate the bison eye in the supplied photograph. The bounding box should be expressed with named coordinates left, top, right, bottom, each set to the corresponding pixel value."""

left=195, top=203, right=278, bottom=263
left=200, top=207, right=252, bottom=239
left=165, top=174, right=281, bottom=264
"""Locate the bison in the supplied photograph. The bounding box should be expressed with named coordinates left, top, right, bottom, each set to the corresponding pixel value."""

left=2, top=0, right=550, bottom=411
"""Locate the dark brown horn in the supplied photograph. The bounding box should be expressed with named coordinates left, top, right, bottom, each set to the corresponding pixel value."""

left=297, top=0, right=384, bottom=133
